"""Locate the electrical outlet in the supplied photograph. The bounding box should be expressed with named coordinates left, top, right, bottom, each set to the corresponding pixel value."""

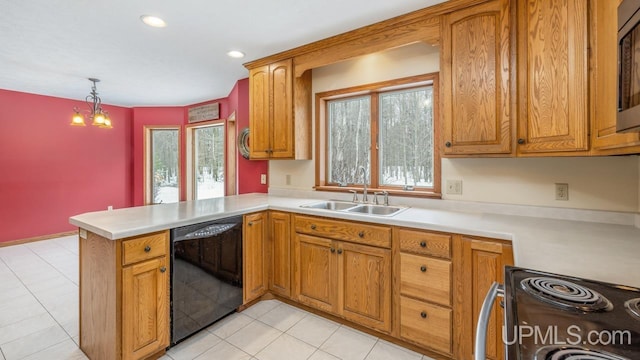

left=555, top=183, right=569, bottom=201
left=446, top=179, right=463, bottom=195
left=260, top=174, right=267, bottom=185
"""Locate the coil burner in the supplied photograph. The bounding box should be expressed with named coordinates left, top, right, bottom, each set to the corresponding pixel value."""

left=521, top=277, right=613, bottom=312
left=535, top=346, right=630, bottom=360
left=625, top=298, right=640, bottom=320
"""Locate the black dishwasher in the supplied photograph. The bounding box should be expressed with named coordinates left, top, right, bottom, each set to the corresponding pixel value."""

left=170, top=215, right=243, bottom=345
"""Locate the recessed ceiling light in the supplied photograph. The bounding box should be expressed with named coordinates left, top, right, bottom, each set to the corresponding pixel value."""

left=140, top=15, right=167, bottom=28
left=227, top=50, right=245, bottom=59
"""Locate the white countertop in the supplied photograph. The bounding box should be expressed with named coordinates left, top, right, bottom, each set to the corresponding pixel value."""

left=70, top=193, right=640, bottom=288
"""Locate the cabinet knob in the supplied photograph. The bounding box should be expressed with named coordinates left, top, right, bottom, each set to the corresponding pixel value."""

left=337, top=249, right=343, bottom=255
left=419, top=241, right=427, bottom=248
left=420, top=265, right=427, bottom=272
left=517, top=138, right=525, bottom=145
left=144, top=245, right=151, bottom=253
left=445, top=141, right=452, bottom=148
left=330, top=248, right=336, bottom=253
left=421, top=311, right=428, bottom=319
left=160, top=267, right=166, bottom=273
left=248, top=222, right=253, bottom=226
left=311, top=224, right=317, bottom=230
left=358, top=231, right=365, bottom=238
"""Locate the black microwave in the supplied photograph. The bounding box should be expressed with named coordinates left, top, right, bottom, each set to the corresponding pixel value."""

left=618, top=0, right=640, bottom=132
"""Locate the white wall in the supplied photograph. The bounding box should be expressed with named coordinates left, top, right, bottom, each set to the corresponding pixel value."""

left=269, top=43, right=640, bottom=213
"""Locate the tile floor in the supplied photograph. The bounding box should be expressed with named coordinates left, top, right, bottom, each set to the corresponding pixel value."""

left=0, top=235, right=436, bottom=360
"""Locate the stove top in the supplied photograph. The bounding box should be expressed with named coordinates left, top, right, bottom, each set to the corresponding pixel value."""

left=503, top=267, right=640, bottom=360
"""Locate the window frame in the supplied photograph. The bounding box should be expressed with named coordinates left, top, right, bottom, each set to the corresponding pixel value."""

left=185, top=120, right=227, bottom=200
left=143, top=125, right=182, bottom=205
left=314, top=73, right=441, bottom=198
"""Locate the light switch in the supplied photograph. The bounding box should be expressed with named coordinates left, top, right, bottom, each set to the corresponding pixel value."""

left=260, top=174, right=267, bottom=185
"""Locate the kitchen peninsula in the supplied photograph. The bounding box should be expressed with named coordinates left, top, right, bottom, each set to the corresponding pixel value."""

left=71, top=193, right=640, bottom=360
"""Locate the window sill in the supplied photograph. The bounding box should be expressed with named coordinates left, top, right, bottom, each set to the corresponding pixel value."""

left=314, top=185, right=442, bottom=199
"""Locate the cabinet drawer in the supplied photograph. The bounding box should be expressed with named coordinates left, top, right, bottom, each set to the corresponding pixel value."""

left=400, top=296, right=452, bottom=355
left=122, top=231, right=168, bottom=266
left=400, top=253, right=451, bottom=306
left=294, top=215, right=391, bottom=248
left=397, top=229, right=451, bottom=259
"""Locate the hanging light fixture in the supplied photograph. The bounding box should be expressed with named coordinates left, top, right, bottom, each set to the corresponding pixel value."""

left=70, top=78, right=113, bottom=128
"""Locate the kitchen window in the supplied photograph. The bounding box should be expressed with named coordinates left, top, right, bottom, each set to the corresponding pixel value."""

left=144, top=126, right=181, bottom=204
left=188, top=123, right=225, bottom=200
left=316, top=73, right=440, bottom=196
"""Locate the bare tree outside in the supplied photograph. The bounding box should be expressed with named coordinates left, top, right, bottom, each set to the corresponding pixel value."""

left=151, top=129, right=180, bottom=203
left=327, top=96, right=371, bottom=185
left=379, top=86, right=434, bottom=187
left=194, top=125, right=225, bottom=199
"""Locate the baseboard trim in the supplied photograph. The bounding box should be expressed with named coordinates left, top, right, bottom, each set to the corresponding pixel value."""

left=0, top=230, right=78, bottom=247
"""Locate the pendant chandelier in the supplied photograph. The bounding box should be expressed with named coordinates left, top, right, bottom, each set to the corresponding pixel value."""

left=70, top=78, right=113, bottom=128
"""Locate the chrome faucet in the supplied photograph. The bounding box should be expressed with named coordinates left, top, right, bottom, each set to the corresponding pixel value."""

left=358, top=166, right=368, bottom=203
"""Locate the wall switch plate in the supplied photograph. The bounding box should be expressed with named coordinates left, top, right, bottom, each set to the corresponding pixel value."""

left=446, top=179, right=463, bottom=195
left=260, top=174, right=267, bottom=185
left=555, top=183, right=569, bottom=201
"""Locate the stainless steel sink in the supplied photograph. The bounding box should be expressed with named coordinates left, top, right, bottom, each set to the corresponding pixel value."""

left=300, top=200, right=357, bottom=211
left=301, top=200, right=407, bottom=217
left=347, top=204, right=406, bottom=216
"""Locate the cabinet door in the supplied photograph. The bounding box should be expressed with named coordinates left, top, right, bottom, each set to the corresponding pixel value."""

left=269, top=59, right=294, bottom=158
left=122, top=257, right=169, bottom=360
left=457, top=237, right=513, bottom=360
left=590, top=0, right=640, bottom=152
left=269, top=211, right=291, bottom=297
left=249, top=65, right=271, bottom=159
left=243, top=212, right=268, bottom=303
left=441, top=0, right=512, bottom=155
left=293, top=233, right=336, bottom=313
left=517, top=0, right=588, bottom=154
left=339, top=242, right=391, bottom=333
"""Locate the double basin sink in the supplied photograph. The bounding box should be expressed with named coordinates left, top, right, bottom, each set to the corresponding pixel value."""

left=300, top=200, right=408, bottom=217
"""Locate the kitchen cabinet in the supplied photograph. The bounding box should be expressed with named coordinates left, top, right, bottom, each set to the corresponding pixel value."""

left=590, top=0, right=640, bottom=153
left=455, top=236, right=513, bottom=360
left=268, top=211, right=292, bottom=298
left=440, top=0, right=512, bottom=156
left=293, top=215, right=392, bottom=333
left=243, top=212, right=268, bottom=303
left=80, top=230, right=170, bottom=360
left=516, top=0, right=588, bottom=155
left=394, top=228, right=453, bottom=356
left=248, top=58, right=312, bottom=160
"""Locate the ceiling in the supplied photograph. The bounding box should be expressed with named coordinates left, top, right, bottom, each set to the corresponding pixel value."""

left=0, top=0, right=446, bottom=107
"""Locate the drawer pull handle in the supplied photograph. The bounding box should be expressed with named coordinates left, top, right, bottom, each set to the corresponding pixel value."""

left=330, top=248, right=335, bottom=253
left=144, top=245, right=151, bottom=253
left=311, top=224, right=317, bottom=230
left=419, top=241, right=427, bottom=248
left=420, top=265, right=427, bottom=272
left=421, top=311, right=428, bottom=319
left=160, top=267, right=166, bottom=273
left=358, top=231, right=365, bottom=238
left=337, top=249, right=343, bottom=255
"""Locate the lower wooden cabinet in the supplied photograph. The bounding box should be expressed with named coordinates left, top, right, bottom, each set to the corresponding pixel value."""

left=454, top=236, right=514, bottom=360
left=292, top=215, right=392, bottom=333
left=268, top=211, right=292, bottom=297
left=243, top=211, right=268, bottom=303
left=400, top=296, right=452, bottom=355
left=80, top=230, right=170, bottom=360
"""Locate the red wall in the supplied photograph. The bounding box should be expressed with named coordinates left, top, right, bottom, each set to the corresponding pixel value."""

left=229, top=79, right=268, bottom=194
left=0, top=79, right=267, bottom=243
left=0, top=89, right=133, bottom=243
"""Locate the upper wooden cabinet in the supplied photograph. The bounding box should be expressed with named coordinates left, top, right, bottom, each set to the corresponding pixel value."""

left=248, top=59, right=312, bottom=160
left=441, top=0, right=512, bottom=155
left=516, top=0, right=589, bottom=155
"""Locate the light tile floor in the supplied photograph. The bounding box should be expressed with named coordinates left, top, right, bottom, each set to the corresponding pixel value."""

left=0, top=235, right=436, bottom=360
